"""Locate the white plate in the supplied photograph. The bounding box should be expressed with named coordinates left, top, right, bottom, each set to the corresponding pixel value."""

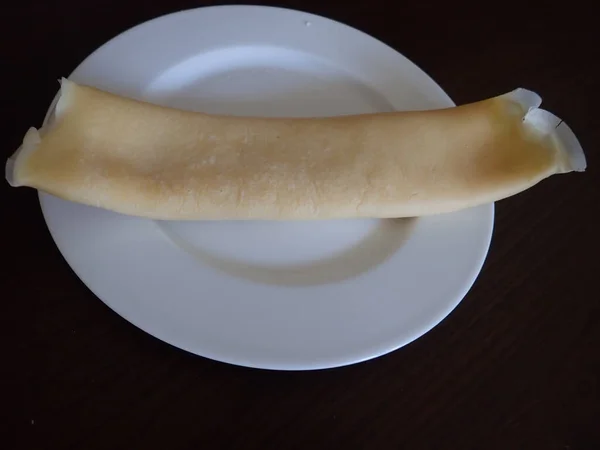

left=38, top=5, right=494, bottom=370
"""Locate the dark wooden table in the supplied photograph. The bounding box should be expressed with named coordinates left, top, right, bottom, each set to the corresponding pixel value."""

left=3, top=1, right=599, bottom=449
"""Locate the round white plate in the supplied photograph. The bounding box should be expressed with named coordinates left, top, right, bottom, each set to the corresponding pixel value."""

left=39, top=5, right=494, bottom=370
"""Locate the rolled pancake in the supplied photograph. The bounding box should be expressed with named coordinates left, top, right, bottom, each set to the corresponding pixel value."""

left=6, top=79, right=586, bottom=220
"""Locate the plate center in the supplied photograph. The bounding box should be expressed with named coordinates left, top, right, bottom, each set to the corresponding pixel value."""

left=156, top=219, right=379, bottom=266
left=145, top=45, right=410, bottom=283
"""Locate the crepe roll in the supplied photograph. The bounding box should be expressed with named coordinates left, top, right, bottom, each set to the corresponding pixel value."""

left=6, top=79, right=586, bottom=220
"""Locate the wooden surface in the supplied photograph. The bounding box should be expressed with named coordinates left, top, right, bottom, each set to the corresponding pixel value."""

left=3, top=1, right=599, bottom=449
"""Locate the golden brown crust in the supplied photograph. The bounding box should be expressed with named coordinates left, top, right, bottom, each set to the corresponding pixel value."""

left=7, top=80, right=583, bottom=220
